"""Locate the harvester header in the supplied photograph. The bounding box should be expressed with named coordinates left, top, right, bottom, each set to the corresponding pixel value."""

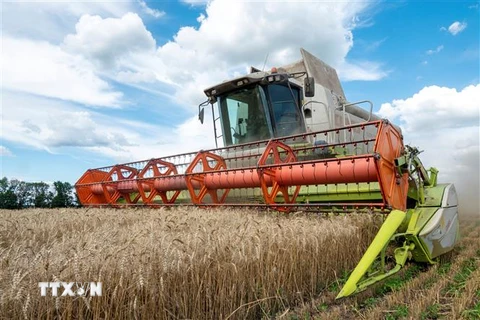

left=75, top=48, right=459, bottom=298
left=76, top=120, right=405, bottom=211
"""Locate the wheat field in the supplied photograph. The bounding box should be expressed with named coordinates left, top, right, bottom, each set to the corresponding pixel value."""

left=0, top=208, right=382, bottom=319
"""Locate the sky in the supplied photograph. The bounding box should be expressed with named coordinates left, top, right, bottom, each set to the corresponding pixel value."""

left=1, top=0, right=479, bottom=209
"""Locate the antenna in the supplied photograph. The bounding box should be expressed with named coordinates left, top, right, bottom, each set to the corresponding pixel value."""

left=262, top=53, right=269, bottom=71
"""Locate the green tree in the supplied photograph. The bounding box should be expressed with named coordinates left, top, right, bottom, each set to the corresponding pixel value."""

left=51, top=181, right=74, bottom=208
left=0, top=177, right=19, bottom=209
left=10, top=180, right=33, bottom=208
left=0, top=190, right=18, bottom=209
left=0, top=177, right=7, bottom=192
left=31, top=182, right=53, bottom=208
left=0, top=178, right=77, bottom=209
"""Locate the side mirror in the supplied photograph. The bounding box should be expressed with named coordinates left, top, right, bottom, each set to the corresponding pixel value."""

left=304, top=77, right=315, bottom=98
left=198, top=107, right=205, bottom=124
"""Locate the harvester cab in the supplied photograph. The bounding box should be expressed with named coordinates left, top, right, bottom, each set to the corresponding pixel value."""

left=199, top=48, right=380, bottom=149
left=75, top=48, right=460, bottom=299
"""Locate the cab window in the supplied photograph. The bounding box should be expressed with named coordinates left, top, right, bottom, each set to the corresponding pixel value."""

left=218, top=86, right=271, bottom=146
left=267, top=84, right=304, bottom=137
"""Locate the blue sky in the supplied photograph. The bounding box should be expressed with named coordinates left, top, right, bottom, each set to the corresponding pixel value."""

left=344, top=1, right=479, bottom=105
left=1, top=0, right=479, bottom=201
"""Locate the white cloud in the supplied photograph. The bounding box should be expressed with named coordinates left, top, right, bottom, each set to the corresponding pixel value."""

left=137, top=0, right=165, bottom=18
left=426, top=45, right=444, bottom=55
left=378, top=85, right=479, bottom=132
left=63, top=13, right=156, bottom=67
left=360, top=37, right=388, bottom=53
left=115, top=70, right=157, bottom=84
left=181, top=0, right=208, bottom=6
left=150, top=0, right=384, bottom=106
left=2, top=1, right=135, bottom=42
left=17, top=0, right=385, bottom=111
left=1, top=90, right=216, bottom=163
left=2, top=91, right=134, bottom=152
left=0, top=146, right=14, bottom=157
left=2, top=36, right=123, bottom=107
left=161, top=1, right=358, bottom=68
left=338, top=60, right=388, bottom=81
left=442, top=21, right=468, bottom=36
left=197, top=13, right=206, bottom=22
left=378, top=84, right=480, bottom=212
left=54, top=1, right=384, bottom=109
left=97, top=114, right=217, bottom=162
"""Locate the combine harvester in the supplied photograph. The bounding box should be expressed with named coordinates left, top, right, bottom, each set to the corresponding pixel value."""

left=75, top=49, right=459, bottom=298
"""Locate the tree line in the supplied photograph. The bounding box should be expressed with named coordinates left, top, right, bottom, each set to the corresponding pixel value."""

left=0, top=177, right=79, bottom=209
